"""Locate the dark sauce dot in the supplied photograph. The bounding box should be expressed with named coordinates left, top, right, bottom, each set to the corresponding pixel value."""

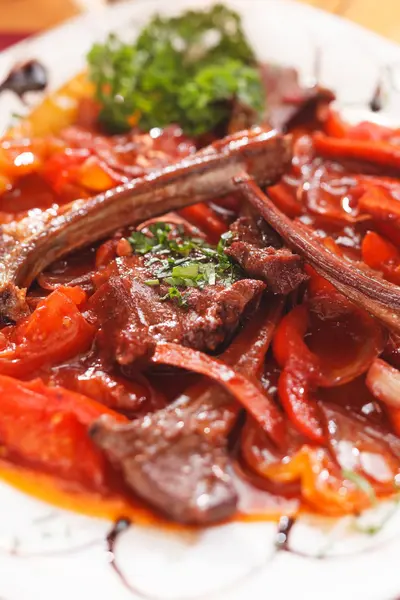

left=369, top=82, right=384, bottom=112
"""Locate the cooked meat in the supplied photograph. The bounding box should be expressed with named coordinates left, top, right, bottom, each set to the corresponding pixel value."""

left=225, top=216, right=308, bottom=294
left=88, top=253, right=265, bottom=365
left=90, top=299, right=283, bottom=524
left=228, top=65, right=335, bottom=134
left=47, top=352, right=165, bottom=417
left=260, top=63, right=335, bottom=132
left=0, top=128, right=291, bottom=322
left=229, top=214, right=282, bottom=248
left=226, top=242, right=307, bottom=294
left=91, top=406, right=237, bottom=524
left=237, top=176, right=400, bottom=332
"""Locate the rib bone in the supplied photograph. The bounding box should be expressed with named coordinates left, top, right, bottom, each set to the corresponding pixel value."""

left=238, top=176, right=400, bottom=333
left=0, top=128, right=291, bottom=321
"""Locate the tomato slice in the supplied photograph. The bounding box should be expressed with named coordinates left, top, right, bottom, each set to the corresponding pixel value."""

left=0, top=375, right=126, bottom=489
left=0, top=286, right=94, bottom=377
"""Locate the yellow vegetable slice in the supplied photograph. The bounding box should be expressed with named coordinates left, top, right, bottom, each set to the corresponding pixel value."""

left=8, top=71, right=93, bottom=138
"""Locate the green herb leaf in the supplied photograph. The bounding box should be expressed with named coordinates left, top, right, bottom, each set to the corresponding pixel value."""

left=179, top=59, right=264, bottom=135
left=160, top=286, right=187, bottom=307
left=171, top=264, right=199, bottom=278
left=128, top=231, right=157, bottom=254
left=87, top=4, right=264, bottom=135
left=128, top=220, right=241, bottom=302
left=342, top=469, right=377, bottom=506
left=144, top=279, right=160, bottom=286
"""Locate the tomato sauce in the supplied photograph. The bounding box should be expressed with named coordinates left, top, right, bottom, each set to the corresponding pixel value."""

left=0, top=94, right=400, bottom=528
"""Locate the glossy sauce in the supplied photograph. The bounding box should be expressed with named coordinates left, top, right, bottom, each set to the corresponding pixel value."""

left=0, top=89, right=400, bottom=530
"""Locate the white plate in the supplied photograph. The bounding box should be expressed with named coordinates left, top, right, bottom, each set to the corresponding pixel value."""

left=1, top=2, right=400, bottom=599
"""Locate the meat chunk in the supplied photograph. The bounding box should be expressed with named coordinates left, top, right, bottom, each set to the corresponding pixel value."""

left=90, top=299, right=282, bottom=524
left=226, top=242, right=306, bottom=295
left=91, top=405, right=237, bottom=524
left=225, top=216, right=308, bottom=294
left=259, top=63, right=335, bottom=132
left=229, top=214, right=282, bottom=248
left=228, top=65, right=335, bottom=134
left=88, top=253, right=265, bottom=365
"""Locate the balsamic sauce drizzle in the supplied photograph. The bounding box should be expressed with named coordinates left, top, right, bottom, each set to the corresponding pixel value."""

left=274, top=516, right=313, bottom=559
left=0, top=60, right=48, bottom=101
left=105, top=518, right=157, bottom=600
left=106, top=517, right=139, bottom=595
left=369, top=81, right=384, bottom=112
left=274, top=516, right=326, bottom=559
left=103, top=517, right=274, bottom=600
left=103, top=513, right=370, bottom=599
left=106, top=517, right=131, bottom=556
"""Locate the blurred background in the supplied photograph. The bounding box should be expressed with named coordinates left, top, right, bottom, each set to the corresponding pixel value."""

left=0, top=0, right=399, bottom=50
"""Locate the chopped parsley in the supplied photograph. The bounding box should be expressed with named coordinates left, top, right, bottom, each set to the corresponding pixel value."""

left=128, top=222, right=239, bottom=305
left=87, top=4, right=264, bottom=135
left=160, top=286, right=187, bottom=308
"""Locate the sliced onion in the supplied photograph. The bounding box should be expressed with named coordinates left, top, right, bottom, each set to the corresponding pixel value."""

left=321, top=402, right=399, bottom=492
left=152, top=342, right=285, bottom=448
left=366, top=358, right=400, bottom=409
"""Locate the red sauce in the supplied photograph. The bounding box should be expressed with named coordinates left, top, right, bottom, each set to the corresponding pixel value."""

left=0, top=100, right=400, bottom=527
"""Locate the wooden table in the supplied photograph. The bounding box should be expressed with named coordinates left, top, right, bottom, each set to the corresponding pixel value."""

left=301, top=0, right=400, bottom=43
left=0, top=0, right=399, bottom=45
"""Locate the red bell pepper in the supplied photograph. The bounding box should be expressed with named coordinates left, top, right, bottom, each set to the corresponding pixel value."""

left=42, top=148, right=90, bottom=194
left=0, top=375, right=126, bottom=489
left=313, top=132, right=400, bottom=174
left=358, top=186, right=400, bottom=223
left=362, top=231, right=399, bottom=270
left=348, top=121, right=400, bottom=142
left=179, top=203, right=228, bottom=243
left=304, top=265, right=336, bottom=296
left=325, top=115, right=400, bottom=142
left=267, top=182, right=303, bottom=218
left=356, top=174, right=400, bottom=194
left=323, top=110, right=349, bottom=138
left=273, top=296, right=384, bottom=443
left=273, top=305, right=324, bottom=443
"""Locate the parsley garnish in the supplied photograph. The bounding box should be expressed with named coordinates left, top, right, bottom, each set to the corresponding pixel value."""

left=160, top=286, right=187, bottom=308
left=87, top=4, right=264, bottom=135
left=128, top=222, right=238, bottom=305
